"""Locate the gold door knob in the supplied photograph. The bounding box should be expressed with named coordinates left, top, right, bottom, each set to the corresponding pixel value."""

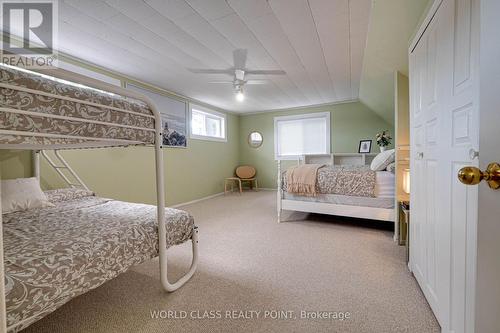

left=458, top=163, right=500, bottom=189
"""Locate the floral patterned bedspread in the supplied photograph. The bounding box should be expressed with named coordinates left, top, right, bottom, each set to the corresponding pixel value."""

left=2, top=190, right=194, bottom=332
left=0, top=65, right=155, bottom=146
left=282, top=165, right=376, bottom=197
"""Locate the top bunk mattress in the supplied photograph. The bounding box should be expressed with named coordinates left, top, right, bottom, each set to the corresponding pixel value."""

left=0, top=65, right=156, bottom=149
left=2, top=188, right=194, bottom=332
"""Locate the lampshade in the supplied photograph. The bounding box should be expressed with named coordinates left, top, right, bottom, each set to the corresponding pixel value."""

left=403, top=168, right=410, bottom=194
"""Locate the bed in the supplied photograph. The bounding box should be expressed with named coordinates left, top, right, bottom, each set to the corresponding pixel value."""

left=3, top=188, right=195, bottom=332
left=277, top=161, right=395, bottom=222
left=0, top=63, right=198, bottom=332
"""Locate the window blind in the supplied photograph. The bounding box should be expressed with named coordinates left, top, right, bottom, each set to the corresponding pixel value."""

left=274, top=112, right=330, bottom=160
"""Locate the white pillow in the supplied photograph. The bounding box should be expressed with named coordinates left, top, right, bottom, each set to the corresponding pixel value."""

left=1, top=177, right=54, bottom=214
left=370, top=149, right=395, bottom=171
left=386, top=162, right=396, bottom=173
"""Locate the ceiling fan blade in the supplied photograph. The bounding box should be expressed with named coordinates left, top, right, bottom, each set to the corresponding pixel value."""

left=207, top=81, right=234, bottom=84
left=245, top=69, right=286, bottom=75
left=188, top=68, right=233, bottom=75
left=245, top=80, right=268, bottom=85
left=233, top=49, right=248, bottom=69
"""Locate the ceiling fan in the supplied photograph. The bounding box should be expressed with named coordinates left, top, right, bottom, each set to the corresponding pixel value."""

left=188, top=49, right=286, bottom=101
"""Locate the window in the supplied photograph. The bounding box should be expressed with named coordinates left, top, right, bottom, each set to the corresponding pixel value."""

left=190, top=104, right=227, bottom=141
left=274, top=112, right=330, bottom=160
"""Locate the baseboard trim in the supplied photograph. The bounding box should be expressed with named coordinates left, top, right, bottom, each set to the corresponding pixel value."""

left=172, top=189, right=275, bottom=208
left=171, top=192, right=224, bottom=208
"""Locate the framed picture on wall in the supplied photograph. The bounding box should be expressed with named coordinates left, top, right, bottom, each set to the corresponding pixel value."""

left=126, top=83, right=188, bottom=148
left=358, top=140, right=372, bottom=153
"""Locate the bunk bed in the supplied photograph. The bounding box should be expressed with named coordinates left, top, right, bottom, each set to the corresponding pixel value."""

left=0, top=64, right=199, bottom=332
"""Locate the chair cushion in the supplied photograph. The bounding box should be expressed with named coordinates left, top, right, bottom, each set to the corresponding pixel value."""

left=236, top=166, right=256, bottom=179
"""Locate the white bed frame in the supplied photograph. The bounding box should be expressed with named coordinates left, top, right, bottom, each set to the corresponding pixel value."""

left=276, top=159, right=395, bottom=223
left=0, top=66, right=199, bottom=332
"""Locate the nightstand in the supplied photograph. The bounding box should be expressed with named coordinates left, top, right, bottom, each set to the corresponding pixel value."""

left=398, top=201, right=410, bottom=263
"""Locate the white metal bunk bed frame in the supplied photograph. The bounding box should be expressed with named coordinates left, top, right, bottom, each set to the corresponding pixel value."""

left=35, top=150, right=90, bottom=190
left=0, top=67, right=199, bottom=332
left=276, top=159, right=395, bottom=223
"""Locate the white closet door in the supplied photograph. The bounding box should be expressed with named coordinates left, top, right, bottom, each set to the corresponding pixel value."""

left=409, top=4, right=443, bottom=320
left=410, top=0, right=479, bottom=332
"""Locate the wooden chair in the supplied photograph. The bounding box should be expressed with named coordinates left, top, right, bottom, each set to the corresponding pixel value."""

left=225, top=166, right=258, bottom=194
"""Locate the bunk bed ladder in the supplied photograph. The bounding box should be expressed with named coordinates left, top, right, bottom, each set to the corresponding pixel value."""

left=39, top=150, right=90, bottom=191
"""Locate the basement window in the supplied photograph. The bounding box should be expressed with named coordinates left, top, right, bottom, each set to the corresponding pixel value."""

left=190, top=104, right=227, bottom=142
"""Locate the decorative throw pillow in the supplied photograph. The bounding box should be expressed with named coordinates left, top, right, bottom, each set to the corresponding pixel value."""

left=1, top=177, right=54, bottom=214
left=386, top=162, right=396, bottom=173
left=370, top=149, right=395, bottom=171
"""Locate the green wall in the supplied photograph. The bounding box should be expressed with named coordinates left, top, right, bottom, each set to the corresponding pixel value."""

left=0, top=114, right=239, bottom=207
left=0, top=101, right=392, bottom=205
left=0, top=151, right=32, bottom=179
left=239, top=102, right=393, bottom=189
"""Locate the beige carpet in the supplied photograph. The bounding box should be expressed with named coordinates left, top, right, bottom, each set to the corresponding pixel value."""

left=23, top=191, right=439, bottom=333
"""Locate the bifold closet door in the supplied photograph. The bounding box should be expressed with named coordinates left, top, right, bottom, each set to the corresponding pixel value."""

left=409, top=3, right=444, bottom=321
left=410, top=0, right=479, bottom=332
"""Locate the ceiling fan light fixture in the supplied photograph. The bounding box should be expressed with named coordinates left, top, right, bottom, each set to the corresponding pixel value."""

left=189, top=49, right=285, bottom=101
left=236, top=90, right=245, bottom=102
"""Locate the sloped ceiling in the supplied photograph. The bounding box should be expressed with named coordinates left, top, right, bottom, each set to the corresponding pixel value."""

left=53, top=0, right=371, bottom=113
left=359, top=0, right=431, bottom=124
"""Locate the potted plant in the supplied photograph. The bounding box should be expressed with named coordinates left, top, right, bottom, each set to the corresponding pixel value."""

left=376, top=131, right=392, bottom=152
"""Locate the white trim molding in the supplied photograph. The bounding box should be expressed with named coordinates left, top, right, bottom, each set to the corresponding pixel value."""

left=171, top=192, right=225, bottom=208
left=241, top=98, right=359, bottom=116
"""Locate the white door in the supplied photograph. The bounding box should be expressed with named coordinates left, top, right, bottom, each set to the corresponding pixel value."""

left=409, top=0, right=479, bottom=332
left=409, top=7, right=441, bottom=318
left=473, top=0, right=500, bottom=331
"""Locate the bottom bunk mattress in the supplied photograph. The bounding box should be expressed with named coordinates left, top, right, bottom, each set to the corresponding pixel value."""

left=2, top=188, right=195, bottom=332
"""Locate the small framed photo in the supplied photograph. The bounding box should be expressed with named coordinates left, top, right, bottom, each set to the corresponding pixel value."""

left=358, top=140, right=372, bottom=153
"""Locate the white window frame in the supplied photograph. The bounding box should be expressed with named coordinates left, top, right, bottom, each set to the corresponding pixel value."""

left=189, top=104, right=227, bottom=142
left=274, top=112, right=331, bottom=160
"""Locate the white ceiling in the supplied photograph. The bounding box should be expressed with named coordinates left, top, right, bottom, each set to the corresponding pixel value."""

left=57, top=0, right=371, bottom=113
